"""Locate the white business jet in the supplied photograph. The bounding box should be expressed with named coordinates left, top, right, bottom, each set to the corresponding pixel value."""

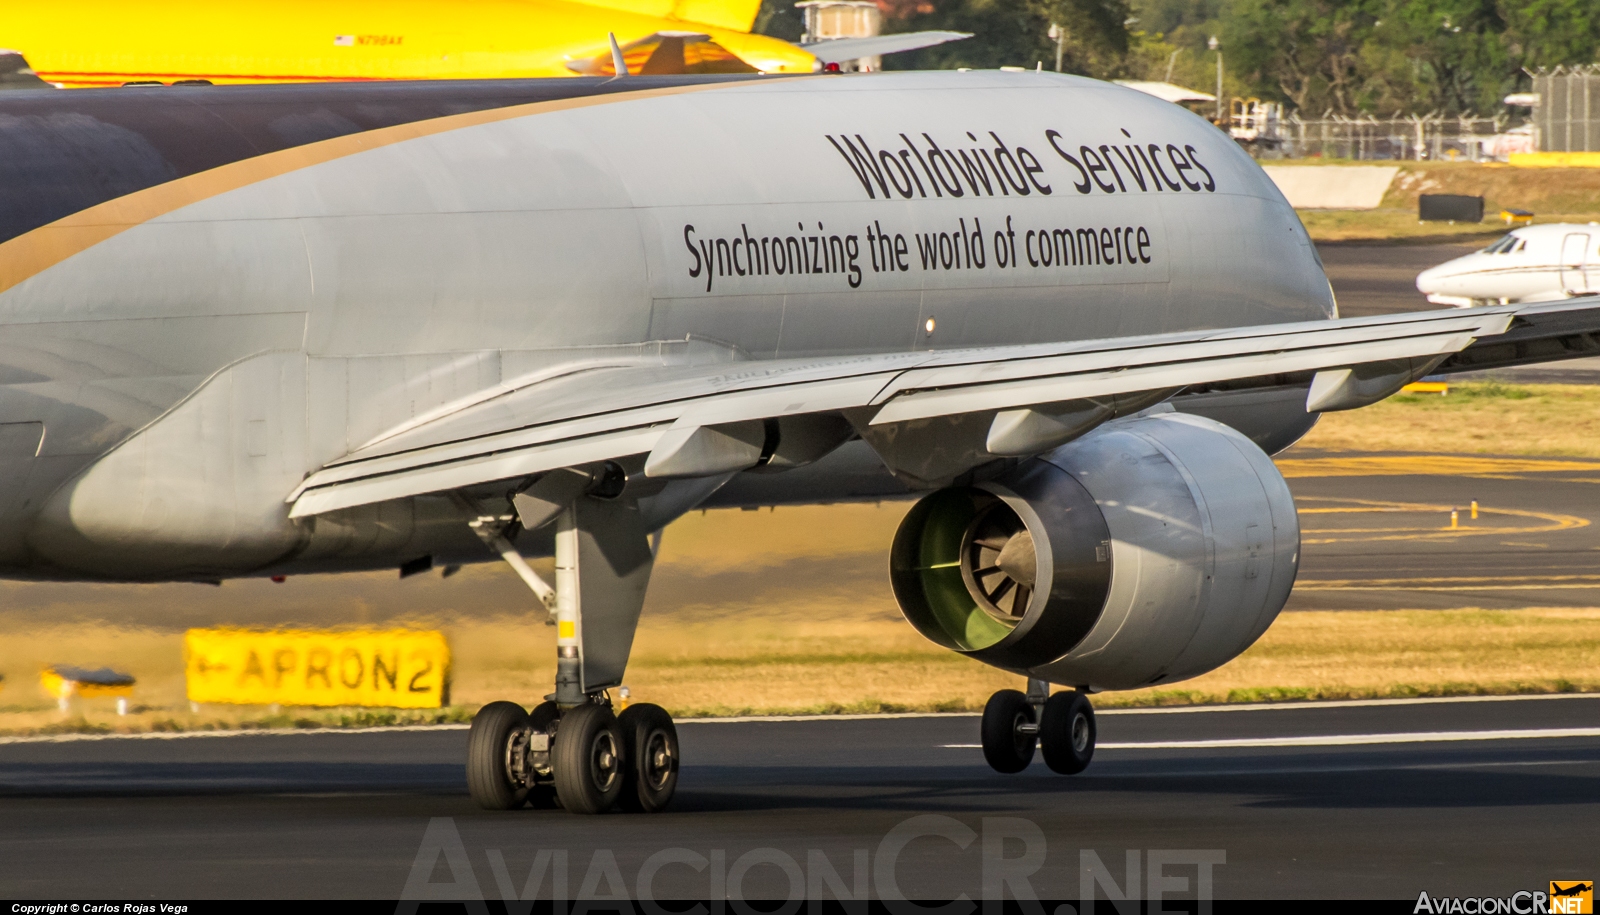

left=1417, top=223, right=1600, bottom=307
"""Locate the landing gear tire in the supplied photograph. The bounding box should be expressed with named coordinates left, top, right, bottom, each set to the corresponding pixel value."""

left=1039, top=690, right=1096, bottom=775
left=981, top=689, right=1037, bottom=774
left=552, top=702, right=625, bottom=814
left=616, top=703, right=679, bottom=813
left=526, top=701, right=561, bottom=809
left=466, top=701, right=532, bottom=810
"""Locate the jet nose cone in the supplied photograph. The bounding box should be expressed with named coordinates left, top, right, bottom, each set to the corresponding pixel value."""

left=1416, top=264, right=1446, bottom=294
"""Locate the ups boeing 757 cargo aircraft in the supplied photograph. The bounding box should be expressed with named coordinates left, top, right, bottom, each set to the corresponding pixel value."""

left=2, top=72, right=1597, bottom=814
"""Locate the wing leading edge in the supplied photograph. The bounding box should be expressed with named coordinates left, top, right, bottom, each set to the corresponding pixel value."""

left=287, top=301, right=1600, bottom=519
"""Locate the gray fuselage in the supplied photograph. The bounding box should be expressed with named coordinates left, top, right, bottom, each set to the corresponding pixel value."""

left=0, top=70, right=1332, bottom=581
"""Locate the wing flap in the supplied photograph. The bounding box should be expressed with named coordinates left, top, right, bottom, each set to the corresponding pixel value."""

left=290, top=426, right=669, bottom=518
left=869, top=324, right=1494, bottom=424
left=1438, top=296, right=1600, bottom=373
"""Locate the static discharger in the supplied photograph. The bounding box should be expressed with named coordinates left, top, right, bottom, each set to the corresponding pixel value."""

left=40, top=664, right=135, bottom=714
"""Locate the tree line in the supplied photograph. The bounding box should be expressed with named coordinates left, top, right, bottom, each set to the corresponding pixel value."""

left=759, top=0, right=1600, bottom=117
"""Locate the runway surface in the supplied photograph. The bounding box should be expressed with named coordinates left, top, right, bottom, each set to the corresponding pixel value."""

left=1, top=695, right=1596, bottom=900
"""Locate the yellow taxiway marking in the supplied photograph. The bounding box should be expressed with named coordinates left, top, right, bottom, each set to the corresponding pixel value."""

left=1294, top=496, right=1588, bottom=544
left=1276, top=455, right=1600, bottom=479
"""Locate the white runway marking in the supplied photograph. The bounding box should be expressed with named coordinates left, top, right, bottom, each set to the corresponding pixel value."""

left=677, top=712, right=974, bottom=724
left=1, top=694, right=1595, bottom=746
left=1096, top=693, right=1600, bottom=715
left=685, top=693, right=1600, bottom=722
left=942, top=726, right=1600, bottom=750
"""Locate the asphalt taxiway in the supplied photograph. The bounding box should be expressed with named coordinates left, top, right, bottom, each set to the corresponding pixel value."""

left=1286, top=242, right=1600, bottom=608
left=1, top=695, right=1596, bottom=899
left=1318, top=241, right=1472, bottom=318
left=1284, top=452, right=1600, bottom=610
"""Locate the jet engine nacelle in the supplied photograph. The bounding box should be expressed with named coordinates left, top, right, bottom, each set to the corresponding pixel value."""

left=890, top=411, right=1299, bottom=691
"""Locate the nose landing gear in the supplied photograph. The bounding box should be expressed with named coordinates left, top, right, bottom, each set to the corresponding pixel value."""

left=979, top=679, right=1095, bottom=775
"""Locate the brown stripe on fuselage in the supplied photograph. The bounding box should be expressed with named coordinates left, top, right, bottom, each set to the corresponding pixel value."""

left=0, top=77, right=807, bottom=297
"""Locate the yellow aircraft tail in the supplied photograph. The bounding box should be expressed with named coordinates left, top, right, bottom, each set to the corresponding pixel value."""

left=574, top=0, right=764, bottom=34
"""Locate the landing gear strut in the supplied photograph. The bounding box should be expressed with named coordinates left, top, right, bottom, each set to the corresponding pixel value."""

left=464, top=478, right=679, bottom=814
left=980, top=679, right=1095, bottom=775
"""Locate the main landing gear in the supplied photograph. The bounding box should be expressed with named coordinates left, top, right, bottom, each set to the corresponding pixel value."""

left=466, top=696, right=680, bottom=814
left=980, top=679, right=1096, bottom=775
left=464, top=469, right=677, bottom=814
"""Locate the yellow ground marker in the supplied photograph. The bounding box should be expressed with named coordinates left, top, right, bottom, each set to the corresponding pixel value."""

left=1295, top=496, right=1587, bottom=545
left=39, top=665, right=134, bottom=699
left=1510, top=152, right=1600, bottom=167
left=40, top=665, right=135, bottom=714
left=1401, top=381, right=1449, bottom=394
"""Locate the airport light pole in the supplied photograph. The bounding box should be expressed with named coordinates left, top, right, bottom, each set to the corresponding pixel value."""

left=1048, top=22, right=1064, bottom=72
left=1209, top=35, right=1222, bottom=124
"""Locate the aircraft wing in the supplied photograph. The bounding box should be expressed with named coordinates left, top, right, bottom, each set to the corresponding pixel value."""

left=286, top=301, right=1599, bottom=518
left=801, top=32, right=972, bottom=65
left=1432, top=297, right=1600, bottom=373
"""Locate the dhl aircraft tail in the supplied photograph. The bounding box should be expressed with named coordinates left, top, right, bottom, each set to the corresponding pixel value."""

left=4, top=0, right=968, bottom=87
left=570, top=0, right=763, bottom=35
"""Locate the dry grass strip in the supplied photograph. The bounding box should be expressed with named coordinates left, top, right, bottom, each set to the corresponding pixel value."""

left=1297, top=382, right=1600, bottom=458
left=3, top=607, right=1598, bottom=734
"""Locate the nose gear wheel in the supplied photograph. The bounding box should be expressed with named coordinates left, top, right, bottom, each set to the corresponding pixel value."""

left=1039, top=690, right=1096, bottom=774
left=980, top=686, right=1097, bottom=775
left=979, top=689, right=1037, bottom=773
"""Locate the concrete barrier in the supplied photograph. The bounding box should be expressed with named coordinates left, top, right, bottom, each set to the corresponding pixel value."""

left=1262, top=165, right=1400, bottom=209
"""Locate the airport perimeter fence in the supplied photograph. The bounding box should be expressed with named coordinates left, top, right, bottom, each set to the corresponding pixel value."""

left=1250, top=114, right=1517, bottom=162
left=1533, top=66, right=1600, bottom=152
